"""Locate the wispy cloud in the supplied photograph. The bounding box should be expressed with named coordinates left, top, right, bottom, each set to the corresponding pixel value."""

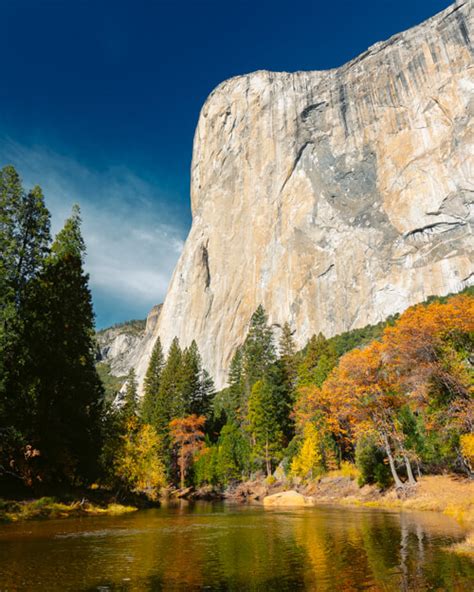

left=0, top=138, right=187, bottom=327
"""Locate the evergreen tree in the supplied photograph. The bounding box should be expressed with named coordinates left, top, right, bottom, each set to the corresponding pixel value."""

left=181, top=340, right=201, bottom=412
left=172, top=340, right=215, bottom=419
left=216, top=422, right=251, bottom=484
left=242, top=305, right=275, bottom=395
left=266, top=360, right=294, bottom=443
left=122, top=368, right=139, bottom=423
left=0, top=166, right=50, bottom=309
left=141, top=337, right=164, bottom=426
left=195, top=368, right=215, bottom=418
left=158, top=337, right=184, bottom=425
left=279, top=322, right=297, bottom=387
left=214, top=347, right=244, bottom=423
left=0, top=168, right=51, bottom=425
left=246, top=380, right=284, bottom=476
left=297, top=332, right=337, bottom=387
left=20, top=204, right=104, bottom=486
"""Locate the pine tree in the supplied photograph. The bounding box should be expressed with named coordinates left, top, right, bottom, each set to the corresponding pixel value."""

left=196, top=368, right=214, bottom=418
left=0, top=166, right=50, bottom=310
left=279, top=322, right=297, bottom=387
left=122, top=368, right=139, bottom=422
left=181, top=340, right=201, bottom=412
left=141, top=337, right=164, bottom=426
left=216, top=422, right=251, bottom=484
left=158, top=337, right=184, bottom=425
left=297, top=332, right=337, bottom=387
left=0, top=169, right=51, bottom=415
left=242, top=305, right=275, bottom=396
left=246, top=379, right=283, bottom=476
left=20, top=204, right=104, bottom=486
left=222, top=346, right=245, bottom=422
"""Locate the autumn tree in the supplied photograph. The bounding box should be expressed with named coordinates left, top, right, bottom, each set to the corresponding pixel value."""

left=290, top=423, right=324, bottom=481
left=169, top=414, right=206, bottom=488
left=114, top=422, right=167, bottom=500
left=322, top=342, right=412, bottom=488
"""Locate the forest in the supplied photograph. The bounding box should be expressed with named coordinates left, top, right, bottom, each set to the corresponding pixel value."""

left=1, top=165, right=473, bottom=503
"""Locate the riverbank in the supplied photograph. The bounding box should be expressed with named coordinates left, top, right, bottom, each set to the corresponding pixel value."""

left=256, top=474, right=474, bottom=557
left=0, top=497, right=137, bottom=523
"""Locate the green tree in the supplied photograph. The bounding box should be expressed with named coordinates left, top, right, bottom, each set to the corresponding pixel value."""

left=158, top=337, right=184, bottom=423
left=216, top=422, right=251, bottom=484
left=141, top=337, right=165, bottom=426
left=214, top=347, right=245, bottom=423
left=19, top=205, right=104, bottom=486
left=242, top=305, right=275, bottom=406
left=279, top=322, right=297, bottom=387
left=180, top=340, right=214, bottom=417
left=122, top=368, right=139, bottom=423
left=355, top=434, right=392, bottom=489
left=297, top=333, right=337, bottom=387
left=0, top=167, right=50, bottom=309
left=0, top=167, right=51, bottom=435
left=246, top=380, right=284, bottom=476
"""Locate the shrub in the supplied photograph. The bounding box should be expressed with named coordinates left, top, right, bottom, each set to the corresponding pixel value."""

left=355, top=434, right=391, bottom=489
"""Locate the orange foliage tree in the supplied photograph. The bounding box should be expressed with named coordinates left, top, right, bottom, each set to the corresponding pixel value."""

left=296, top=294, right=473, bottom=488
left=321, top=341, right=412, bottom=488
left=169, top=415, right=206, bottom=488
left=381, top=295, right=473, bottom=433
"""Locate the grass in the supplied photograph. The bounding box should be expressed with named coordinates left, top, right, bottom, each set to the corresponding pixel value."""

left=0, top=497, right=137, bottom=523
left=326, top=461, right=360, bottom=481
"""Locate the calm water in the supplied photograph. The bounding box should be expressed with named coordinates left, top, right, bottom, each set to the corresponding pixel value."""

left=0, top=502, right=472, bottom=591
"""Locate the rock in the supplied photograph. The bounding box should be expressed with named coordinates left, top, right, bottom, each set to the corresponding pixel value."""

left=263, top=490, right=314, bottom=508
left=97, top=305, right=162, bottom=378
left=273, top=463, right=287, bottom=483
left=135, top=2, right=474, bottom=390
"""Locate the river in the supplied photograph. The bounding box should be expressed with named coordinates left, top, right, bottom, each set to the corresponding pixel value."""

left=0, top=502, right=472, bottom=591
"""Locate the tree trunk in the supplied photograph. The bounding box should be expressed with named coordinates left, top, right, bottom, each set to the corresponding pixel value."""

left=180, top=451, right=185, bottom=489
left=382, top=432, right=404, bottom=489
left=265, top=439, right=271, bottom=477
left=404, top=455, right=417, bottom=486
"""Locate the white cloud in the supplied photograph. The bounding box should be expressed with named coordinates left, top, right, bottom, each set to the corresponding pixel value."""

left=0, top=138, right=188, bottom=325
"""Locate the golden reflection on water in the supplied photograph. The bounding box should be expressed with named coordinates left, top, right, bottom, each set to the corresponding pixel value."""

left=0, top=502, right=472, bottom=591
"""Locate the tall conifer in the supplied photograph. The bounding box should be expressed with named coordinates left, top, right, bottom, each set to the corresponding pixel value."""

left=141, top=337, right=165, bottom=426
left=22, top=204, right=103, bottom=485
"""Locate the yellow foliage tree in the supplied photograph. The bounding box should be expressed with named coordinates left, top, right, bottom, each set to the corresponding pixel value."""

left=460, top=433, right=474, bottom=476
left=115, top=423, right=167, bottom=500
left=290, top=424, right=323, bottom=481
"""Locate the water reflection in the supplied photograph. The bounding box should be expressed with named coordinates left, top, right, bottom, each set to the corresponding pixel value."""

left=0, top=502, right=472, bottom=591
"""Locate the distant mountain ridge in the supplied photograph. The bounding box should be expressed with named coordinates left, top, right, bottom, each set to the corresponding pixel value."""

left=96, top=304, right=161, bottom=380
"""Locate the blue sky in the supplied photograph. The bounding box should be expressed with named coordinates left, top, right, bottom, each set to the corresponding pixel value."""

left=0, top=0, right=452, bottom=328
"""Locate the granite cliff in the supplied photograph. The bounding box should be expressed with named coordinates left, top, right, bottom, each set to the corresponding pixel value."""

left=136, top=1, right=473, bottom=389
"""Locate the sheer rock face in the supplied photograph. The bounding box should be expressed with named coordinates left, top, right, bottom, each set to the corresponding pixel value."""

left=136, top=1, right=473, bottom=390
